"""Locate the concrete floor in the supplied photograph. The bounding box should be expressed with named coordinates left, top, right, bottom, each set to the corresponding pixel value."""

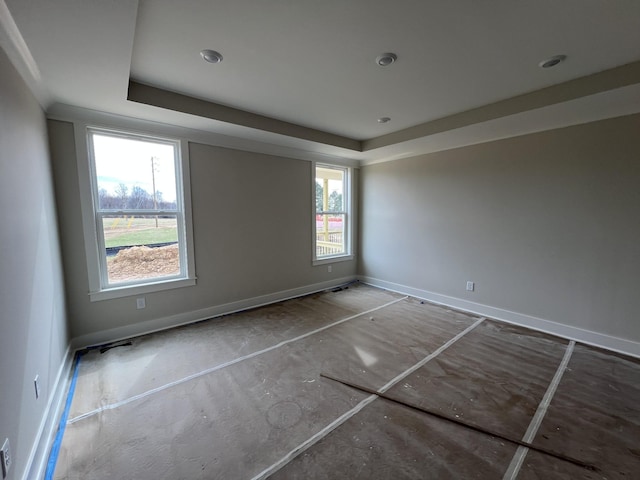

left=51, top=283, right=640, bottom=479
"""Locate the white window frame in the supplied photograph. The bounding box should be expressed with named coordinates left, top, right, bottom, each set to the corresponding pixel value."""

left=76, top=124, right=196, bottom=301
left=312, top=162, right=354, bottom=265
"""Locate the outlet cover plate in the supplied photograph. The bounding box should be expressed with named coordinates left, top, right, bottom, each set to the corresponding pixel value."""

left=1, top=438, right=11, bottom=478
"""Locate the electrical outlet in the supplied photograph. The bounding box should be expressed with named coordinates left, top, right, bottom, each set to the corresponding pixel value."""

left=1, top=438, right=11, bottom=478
left=327, top=265, right=332, bottom=273
left=34, top=374, right=40, bottom=399
left=136, top=297, right=146, bottom=309
left=466, top=281, right=475, bottom=292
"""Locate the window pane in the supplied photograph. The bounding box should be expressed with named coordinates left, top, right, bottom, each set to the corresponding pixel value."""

left=93, top=134, right=177, bottom=211
left=316, top=166, right=344, bottom=213
left=103, top=215, right=180, bottom=284
left=316, top=213, right=345, bottom=257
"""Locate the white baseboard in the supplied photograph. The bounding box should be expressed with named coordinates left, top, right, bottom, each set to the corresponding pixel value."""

left=359, top=275, right=640, bottom=359
left=21, top=345, right=75, bottom=480
left=71, top=276, right=358, bottom=349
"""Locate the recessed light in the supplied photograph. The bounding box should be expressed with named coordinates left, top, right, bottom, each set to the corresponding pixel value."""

left=538, top=54, right=566, bottom=69
left=376, top=53, right=397, bottom=67
left=200, top=49, right=223, bottom=64
left=377, top=117, right=391, bottom=124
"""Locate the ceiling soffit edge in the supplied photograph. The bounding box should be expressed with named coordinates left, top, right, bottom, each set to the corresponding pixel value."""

left=129, top=61, right=640, bottom=155
left=364, top=61, right=640, bottom=151
left=127, top=81, right=362, bottom=152
left=46, top=103, right=361, bottom=168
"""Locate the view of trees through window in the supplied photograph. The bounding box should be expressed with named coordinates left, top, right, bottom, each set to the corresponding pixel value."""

left=98, top=183, right=177, bottom=211
left=315, top=182, right=342, bottom=212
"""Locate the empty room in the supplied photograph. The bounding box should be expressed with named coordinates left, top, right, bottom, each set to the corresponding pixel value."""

left=1, top=1, right=639, bottom=479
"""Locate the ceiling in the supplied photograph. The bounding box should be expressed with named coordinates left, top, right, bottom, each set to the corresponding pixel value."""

left=3, top=0, right=640, bottom=164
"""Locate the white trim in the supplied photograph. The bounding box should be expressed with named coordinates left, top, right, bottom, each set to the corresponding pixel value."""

left=0, top=1, right=40, bottom=80
left=312, top=163, right=354, bottom=263
left=358, top=276, right=640, bottom=359
left=21, top=345, right=74, bottom=480
left=180, top=139, right=197, bottom=283
left=312, top=254, right=355, bottom=266
left=76, top=123, right=198, bottom=301
left=74, top=122, right=102, bottom=295
left=89, top=277, right=197, bottom=301
left=47, top=105, right=361, bottom=168
left=71, top=276, right=358, bottom=349
left=0, top=0, right=51, bottom=107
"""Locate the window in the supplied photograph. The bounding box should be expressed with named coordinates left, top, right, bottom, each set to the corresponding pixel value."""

left=313, top=164, right=352, bottom=263
left=84, top=128, right=195, bottom=299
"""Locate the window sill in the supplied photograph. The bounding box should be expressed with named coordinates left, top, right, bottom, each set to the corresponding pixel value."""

left=89, top=277, right=197, bottom=301
left=313, top=254, right=354, bottom=266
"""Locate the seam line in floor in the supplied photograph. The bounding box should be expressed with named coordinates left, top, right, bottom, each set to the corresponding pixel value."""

left=67, top=296, right=409, bottom=425
left=502, top=340, right=576, bottom=480
left=250, top=316, right=486, bottom=480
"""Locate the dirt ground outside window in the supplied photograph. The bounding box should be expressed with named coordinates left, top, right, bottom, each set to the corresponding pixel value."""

left=107, top=244, right=179, bottom=283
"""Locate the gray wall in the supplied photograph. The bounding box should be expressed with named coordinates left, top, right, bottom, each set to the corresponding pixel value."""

left=359, top=114, right=640, bottom=344
left=48, top=124, right=357, bottom=341
left=0, top=48, right=68, bottom=479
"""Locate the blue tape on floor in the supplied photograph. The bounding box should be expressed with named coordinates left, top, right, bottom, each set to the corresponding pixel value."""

left=44, top=351, right=83, bottom=480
